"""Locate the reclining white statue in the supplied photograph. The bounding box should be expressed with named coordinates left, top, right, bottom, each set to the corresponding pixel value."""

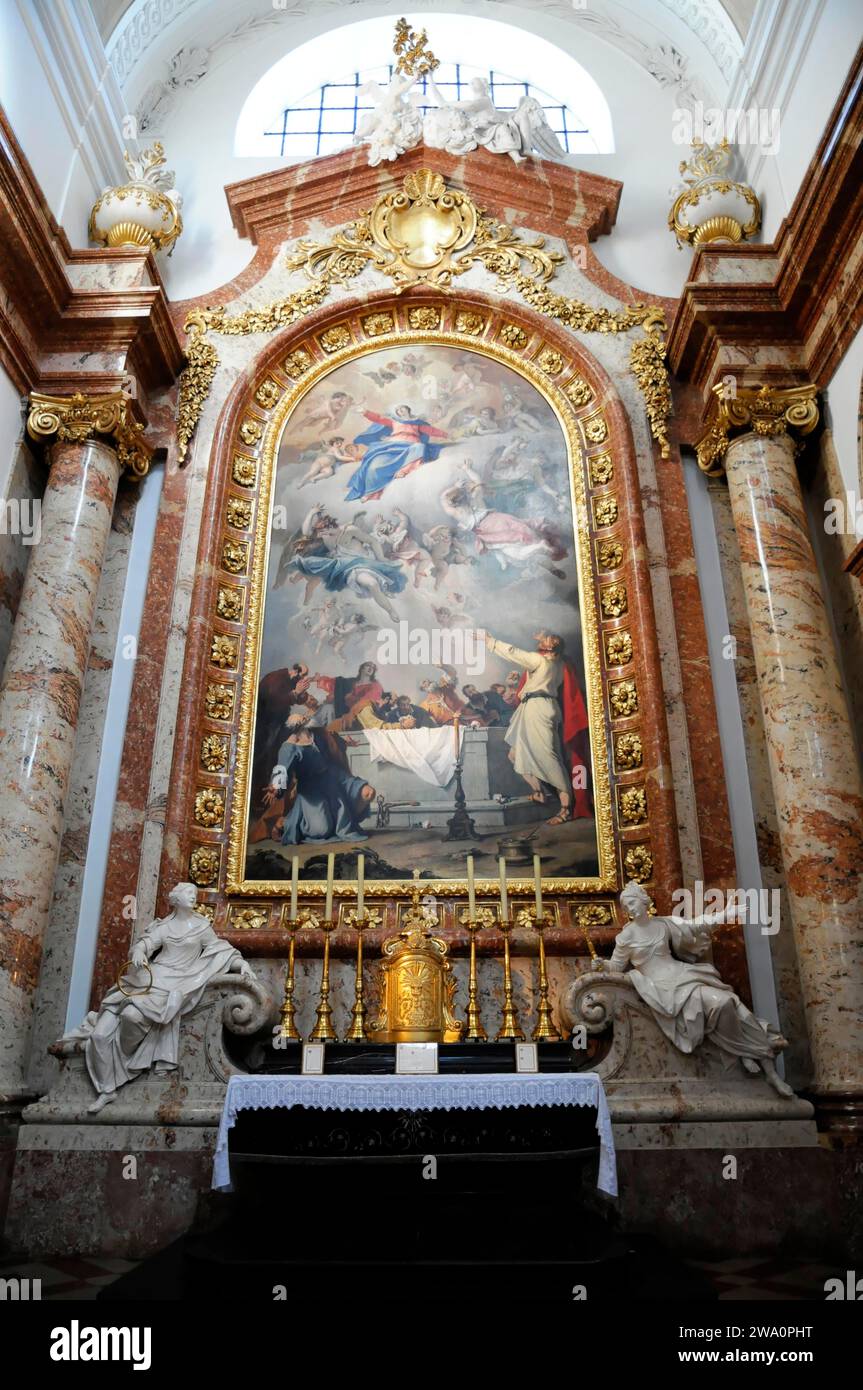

left=61, top=881, right=255, bottom=1112
left=603, top=880, right=793, bottom=1097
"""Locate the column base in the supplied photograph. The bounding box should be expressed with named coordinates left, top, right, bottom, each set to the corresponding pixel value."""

left=807, top=1091, right=863, bottom=1137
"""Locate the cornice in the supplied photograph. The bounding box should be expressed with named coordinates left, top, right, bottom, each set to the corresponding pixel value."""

left=224, top=143, right=623, bottom=249
left=0, top=104, right=184, bottom=403
left=668, top=44, right=863, bottom=399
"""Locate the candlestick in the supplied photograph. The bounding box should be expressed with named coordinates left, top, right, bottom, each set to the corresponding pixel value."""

left=467, top=854, right=476, bottom=916
left=498, top=856, right=508, bottom=920
left=459, top=906, right=493, bottom=1042
left=309, top=915, right=337, bottom=1042
left=357, top=853, right=364, bottom=916
left=496, top=913, right=525, bottom=1041
left=278, top=911, right=302, bottom=1040
left=324, top=851, right=334, bottom=920
left=518, top=908, right=560, bottom=1041
left=345, top=906, right=379, bottom=1042
left=533, top=854, right=543, bottom=915
left=289, top=855, right=298, bottom=920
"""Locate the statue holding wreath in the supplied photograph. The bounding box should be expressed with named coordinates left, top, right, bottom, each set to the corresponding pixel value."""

left=62, top=882, right=255, bottom=1112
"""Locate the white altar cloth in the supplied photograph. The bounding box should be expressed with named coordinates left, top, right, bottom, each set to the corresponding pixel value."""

left=212, top=1072, right=617, bottom=1196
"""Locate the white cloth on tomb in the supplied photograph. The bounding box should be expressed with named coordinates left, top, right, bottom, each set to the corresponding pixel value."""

left=212, top=1071, right=617, bottom=1196
left=364, top=726, right=461, bottom=788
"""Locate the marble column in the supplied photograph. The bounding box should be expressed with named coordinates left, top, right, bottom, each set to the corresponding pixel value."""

left=708, top=387, right=863, bottom=1116
left=0, top=393, right=150, bottom=1103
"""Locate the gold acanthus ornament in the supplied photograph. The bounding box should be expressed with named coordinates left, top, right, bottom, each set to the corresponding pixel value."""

left=175, top=169, right=673, bottom=462
left=668, top=140, right=761, bottom=249
left=89, top=142, right=183, bottom=252
left=27, top=391, right=152, bottom=478
left=695, top=382, right=820, bottom=476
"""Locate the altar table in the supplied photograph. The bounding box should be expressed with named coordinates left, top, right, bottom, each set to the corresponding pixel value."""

left=213, top=1071, right=617, bottom=1196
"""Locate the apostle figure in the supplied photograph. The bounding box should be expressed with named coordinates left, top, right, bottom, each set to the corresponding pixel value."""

left=607, top=881, right=793, bottom=1097
left=345, top=405, right=450, bottom=502
left=64, top=883, right=256, bottom=1113
left=264, top=725, right=376, bottom=843
left=485, top=629, right=591, bottom=821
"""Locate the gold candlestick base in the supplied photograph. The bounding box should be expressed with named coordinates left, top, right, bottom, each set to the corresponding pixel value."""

left=496, top=916, right=525, bottom=1041
left=345, top=907, right=380, bottom=1042
left=459, top=906, right=494, bottom=1042
left=308, top=916, right=338, bottom=1042
left=278, top=915, right=301, bottom=1040
left=518, top=908, right=561, bottom=1041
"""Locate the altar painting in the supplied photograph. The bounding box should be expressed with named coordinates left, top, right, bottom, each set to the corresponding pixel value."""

left=244, top=342, right=600, bottom=884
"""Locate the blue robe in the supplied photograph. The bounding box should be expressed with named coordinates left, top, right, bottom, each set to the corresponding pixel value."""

left=345, top=417, right=446, bottom=501
left=275, top=739, right=369, bottom=844
left=290, top=549, right=406, bottom=594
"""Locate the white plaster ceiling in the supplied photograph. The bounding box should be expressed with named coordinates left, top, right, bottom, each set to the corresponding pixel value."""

left=104, top=0, right=747, bottom=116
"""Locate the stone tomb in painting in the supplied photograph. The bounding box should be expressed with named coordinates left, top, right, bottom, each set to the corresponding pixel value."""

left=349, top=724, right=537, bottom=829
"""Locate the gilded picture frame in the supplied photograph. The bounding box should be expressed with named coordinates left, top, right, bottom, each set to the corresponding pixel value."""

left=184, top=294, right=655, bottom=927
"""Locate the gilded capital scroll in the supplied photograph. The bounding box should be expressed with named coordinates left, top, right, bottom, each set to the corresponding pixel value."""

left=26, top=391, right=153, bottom=478
left=695, top=381, right=820, bottom=476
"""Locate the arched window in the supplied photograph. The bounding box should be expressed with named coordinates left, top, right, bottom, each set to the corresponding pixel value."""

left=235, top=14, right=614, bottom=158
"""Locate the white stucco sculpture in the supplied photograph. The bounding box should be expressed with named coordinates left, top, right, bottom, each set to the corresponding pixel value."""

left=605, top=881, right=793, bottom=1097
left=63, top=882, right=256, bottom=1113
left=355, top=72, right=424, bottom=166
left=423, top=77, right=565, bottom=163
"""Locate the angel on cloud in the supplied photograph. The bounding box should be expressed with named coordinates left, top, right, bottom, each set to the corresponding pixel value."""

left=355, top=70, right=424, bottom=166
left=422, top=76, right=566, bottom=163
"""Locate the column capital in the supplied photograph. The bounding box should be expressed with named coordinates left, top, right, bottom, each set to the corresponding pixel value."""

left=694, top=382, right=820, bottom=477
left=26, top=391, right=153, bottom=479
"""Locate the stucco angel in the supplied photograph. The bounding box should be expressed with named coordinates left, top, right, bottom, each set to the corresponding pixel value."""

left=355, top=72, right=423, bottom=165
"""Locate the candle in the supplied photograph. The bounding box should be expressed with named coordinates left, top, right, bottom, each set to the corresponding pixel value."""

left=498, top=856, right=508, bottom=921
left=533, top=854, right=543, bottom=915
left=357, top=853, right=364, bottom=915
left=290, top=855, right=299, bottom=920
left=453, top=715, right=460, bottom=759
left=325, top=851, right=334, bottom=920
left=467, top=854, right=476, bottom=917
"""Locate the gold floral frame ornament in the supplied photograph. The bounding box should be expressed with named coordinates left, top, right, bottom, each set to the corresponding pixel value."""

left=176, top=169, right=672, bottom=464
left=180, top=295, right=663, bottom=925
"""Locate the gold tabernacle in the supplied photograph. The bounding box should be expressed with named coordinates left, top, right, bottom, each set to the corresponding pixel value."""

left=369, top=885, right=464, bottom=1043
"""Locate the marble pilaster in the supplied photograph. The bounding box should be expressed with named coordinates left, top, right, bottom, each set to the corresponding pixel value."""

left=0, top=395, right=150, bottom=1103
left=721, top=420, right=863, bottom=1110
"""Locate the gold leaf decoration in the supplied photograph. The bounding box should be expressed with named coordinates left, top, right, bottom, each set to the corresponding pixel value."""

left=232, top=455, right=257, bottom=488
left=221, top=540, right=248, bottom=575
left=194, top=786, right=225, bottom=828
left=205, top=683, right=234, bottom=721
left=229, top=905, right=269, bottom=931
left=362, top=312, right=395, bottom=337
left=226, top=497, right=252, bottom=530
left=589, top=453, right=614, bottom=485
left=408, top=306, right=441, bottom=329
left=610, top=679, right=639, bottom=717
left=584, top=412, right=608, bottom=444
left=614, top=731, right=643, bottom=769
left=283, top=349, right=313, bottom=379
left=623, top=844, right=653, bottom=882
left=566, top=378, right=593, bottom=408
left=600, top=583, right=628, bottom=619
left=255, top=379, right=281, bottom=409
left=211, top=633, right=239, bottom=669
left=455, top=311, right=485, bottom=336
left=594, top=494, right=619, bottom=528
left=177, top=322, right=219, bottom=465
left=597, top=539, right=624, bottom=571
left=217, top=586, right=244, bottom=622
left=189, top=845, right=219, bottom=887
left=619, top=786, right=648, bottom=825
left=239, top=418, right=263, bottom=446
left=320, top=324, right=352, bottom=353
left=200, top=733, right=229, bottom=772
left=605, top=630, right=633, bottom=666
left=500, top=323, right=528, bottom=349
left=630, top=310, right=673, bottom=459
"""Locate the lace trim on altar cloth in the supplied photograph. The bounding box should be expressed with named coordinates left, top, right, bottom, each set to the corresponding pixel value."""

left=212, top=1072, right=617, bottom=1196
